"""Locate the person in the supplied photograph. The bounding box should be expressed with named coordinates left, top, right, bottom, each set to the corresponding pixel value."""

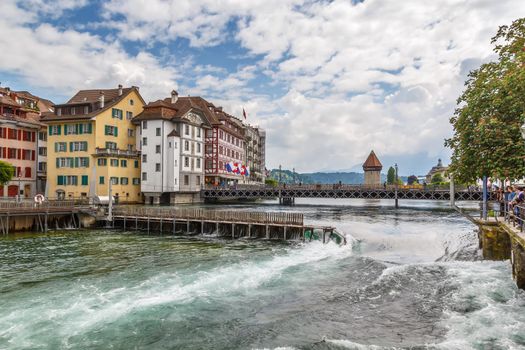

left=504, top=186, right=514, bottom=216
left=383, top=182, right=387, bottom=190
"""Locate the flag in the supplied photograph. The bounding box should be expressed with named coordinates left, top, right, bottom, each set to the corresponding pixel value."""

left=245, top=166, right=250, bottom=176
left=242, top=108, right=247, bottom=120
left=240, top=165, right=246, bottom=175
left=225, top=162, right=234, bottom=172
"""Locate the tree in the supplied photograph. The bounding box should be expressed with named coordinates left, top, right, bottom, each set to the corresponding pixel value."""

left=0, top=161, right=14, bottom=185
left=445, top=18, right=525, bottom=183
left=265, top=178, right=278, bottom=187
left=407, top=175, right=419, bottom=185
left=431, top=173, right=444, bottom=184
left=387, top=166, right=396, bottom=184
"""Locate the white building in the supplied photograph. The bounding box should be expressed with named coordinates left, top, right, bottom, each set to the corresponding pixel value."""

left=133, top=91, right=210, bottom=204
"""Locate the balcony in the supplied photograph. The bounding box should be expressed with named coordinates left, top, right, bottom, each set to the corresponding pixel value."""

left=93, top=147, right=140, bottom=158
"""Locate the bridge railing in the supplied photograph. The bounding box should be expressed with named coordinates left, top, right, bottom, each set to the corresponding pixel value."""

left=113, top=207, right=304, bottom=226
left=204, top=184, right=476, bottom=192
left=0, top=199, right=86, bottom=212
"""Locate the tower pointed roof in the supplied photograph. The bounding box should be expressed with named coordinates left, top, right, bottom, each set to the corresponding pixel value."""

left=363, top=150, right=382, bottom=171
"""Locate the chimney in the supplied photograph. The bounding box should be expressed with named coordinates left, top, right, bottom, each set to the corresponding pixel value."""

left=118, top=84, right=123, bottom=96
left=99, top=91, right=105, bottom=108
left=171, top=90, right=178, bottom=104
left=5, top=87, right=10, bottom=96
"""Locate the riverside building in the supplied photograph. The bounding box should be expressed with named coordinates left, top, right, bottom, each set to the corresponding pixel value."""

left=0, top=87, right=51, bottom=198
left=133, top=91, right=210, bottom=204
left=42, top=85, right=144, bottom=202
left=243, top=124, right=266, bottom=184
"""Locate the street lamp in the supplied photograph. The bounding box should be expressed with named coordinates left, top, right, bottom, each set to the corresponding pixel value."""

left=279, top=164, right=282, bottom=185
left=394, top=163, right=399, bottom=209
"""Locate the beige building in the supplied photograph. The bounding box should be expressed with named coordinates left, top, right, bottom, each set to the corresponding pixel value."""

left=426, top=159, right=449, bottom=183
left=363, top=150, right=382, bottom=186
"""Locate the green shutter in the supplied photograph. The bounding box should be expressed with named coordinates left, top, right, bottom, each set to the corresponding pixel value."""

left=57, top=125, right=61, bottom=135
left=69, top=142, right=73, bottom=152
left=85, top=157, right=89, bottom=167
left=134, top=160, right=138, bottom=168
left=99, top=176, right=104, bottom=184
left=73, top=157, right=78, bottom=168
left=54, top=142, right=58, bottom=152
left=114, top=127, right=118, bottom=137
left=87, top=123, right=92, bottom=134
left=78, top=124, right=83, bottom=134
left=81, top=175, right=88, bottom=186
left=57, top=175, right=63, bottom=185
left=56, top=158, right=60, bottom=168
left=48, top=125, right=52, bottom=135
left=105, top=125, right=109, bottom=135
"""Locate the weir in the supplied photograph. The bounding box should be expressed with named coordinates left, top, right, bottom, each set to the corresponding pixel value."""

left=105, top=207, right=347, bottom=245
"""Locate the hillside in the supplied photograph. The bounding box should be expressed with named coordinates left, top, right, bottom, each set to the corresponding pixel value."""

left=268, top=169, right=408, bottom=184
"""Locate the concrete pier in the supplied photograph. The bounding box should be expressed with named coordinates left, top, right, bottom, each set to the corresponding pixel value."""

left=477, top=219, right=525, bottom=290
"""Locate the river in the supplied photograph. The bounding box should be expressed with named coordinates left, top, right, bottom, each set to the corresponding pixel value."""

left=0, top=199, right=524, bottom=349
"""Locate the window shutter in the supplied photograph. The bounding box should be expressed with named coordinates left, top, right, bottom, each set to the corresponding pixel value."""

left=56, top=158, right=60, bottom=168
left=114, top=127, right=118, bottom=137
left=48, top=126, right=52, bottom=135
left=57, top=175, right=63, bottom=185
left=70, top=142, right=73, bottom=152
left=32, top=150, right=35, bottom=161
left=78, top=124, right=83, bottom=134
left=82, top=175, right=88, bottom=186
left=57, top=125, right=61, bottom=135
left=86, top=157, right=89, bottom=167
left=74, top=157, right=79, bottom=168
left=88, top=123, right=92, bottom=133
left=54, top=142, right=58, bottom=152
left=105, top=125, right=109, bottom=135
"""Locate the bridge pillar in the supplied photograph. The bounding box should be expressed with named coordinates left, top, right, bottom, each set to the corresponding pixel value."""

left=450, top=176, right=455, bottom=207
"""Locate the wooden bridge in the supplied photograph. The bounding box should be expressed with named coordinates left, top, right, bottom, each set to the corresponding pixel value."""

left=202, top=184, right=491, bottom=203
left=0, top=199, right=94, bottom=235
left=108, top=207, right=346, bottom=244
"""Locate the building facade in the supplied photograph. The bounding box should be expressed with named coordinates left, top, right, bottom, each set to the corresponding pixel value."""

left=42, top=85, right=144, bottom=202
left=426, top=159, right=449, bottom=183
left=0, top=87, right=45, bottom=198
left=243, top=124, right=266, bottom=184
left=363, top=150, right=382, bottom=185
left=133, top=91, right=209, bottom=204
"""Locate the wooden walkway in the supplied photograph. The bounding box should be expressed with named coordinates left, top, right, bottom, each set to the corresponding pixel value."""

left=109, top=207, right=346, bottom=244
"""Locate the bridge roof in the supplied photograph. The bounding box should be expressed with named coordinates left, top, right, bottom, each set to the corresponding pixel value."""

left=363, top=150, right=382, bottom=170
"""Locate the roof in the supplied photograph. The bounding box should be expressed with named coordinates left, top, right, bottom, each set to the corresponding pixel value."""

left=41, top=86, right=144, bottom=122
left=363, top=150, right=383, bottom=170
left=167, top=129, right=179, bottom=137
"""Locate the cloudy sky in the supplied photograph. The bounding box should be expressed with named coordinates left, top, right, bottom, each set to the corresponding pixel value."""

left=1, top=0, right=524, bottom=175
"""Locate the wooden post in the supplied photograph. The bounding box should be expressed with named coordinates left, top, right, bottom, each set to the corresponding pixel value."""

left=232, top=223, right=235, bottom=239
left=284, top=226, right=287, bottom=240
left=44, top=212, right=48, bottom=233
left=123, top=216, right=126, bottom=230
left=266, top=225, right=270, bottom=239
left=201, top=220, right=204, bottom=234
left=216, top=222, right=219, bottom=235
left=173, top=218, right=176, bottom=234
left=135, top=216, right=138, bottom=231
left=187, top=220, right=190, bottom=234
left=160, top=217, right=163, bottom=234
left=147, top=216, right=150, bottom=234
left=450, top=175, right=455, bottom=207
left=248, top=224, right=251, bottom=238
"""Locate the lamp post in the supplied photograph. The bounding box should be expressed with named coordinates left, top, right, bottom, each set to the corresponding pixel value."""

left=279, top=164, right=282, bottom=185
left=293, top=167, right=295, bottom=185
left=394, top=163, right=399, bottom=209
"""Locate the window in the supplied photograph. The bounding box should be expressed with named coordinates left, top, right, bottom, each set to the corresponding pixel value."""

left=110, top=159, right=119, bottom=167
left=197, top=128, right=201, bottom=137
left=84, top=106, right=89, bottom=114
left=142, top=121, right=147, bottom=129
left=82, top=123, right=93, bottom=134
left=174, top=141, right=178, bottom=149
left=155, top=163, right=161, bottom=172
left=184, top=141, right=189, bottom=151
left=38, top=147, right=47, bottom=156
left=185, top=125, right=189, bottom=135
left=197, top=159, right=201, bottom=168
left=142, top=137, right=147, bottom=146
left=184, top=175, right=189, bottom=185
left=155, top=145, right=160, bottom=153
left=104, top=125, right=118, bottom=136
left=81, top=175, right=88, bottom=186
left=132, top=178, right=140, bottom=185
left=129, top=99, right=134, bottom=106
left=126, top=111, right=133, bottom=120
left=197, top=143, right=201, bottom=153
left=64, top=124, right=76, bottom=135
left=79, top=157, right=89, bottom=167
left=99, top=176, right=105, bottom=184
left=142, top=172, right=147, bottom=181
left=49, top=125, right=61, bottom=135
left=184, top=157, right=189, bottom=167
left=127, top=129, right=134, bottom=137
left=206, top=129, right=212, bottom=137
left=98, top=158, right=107, bottom=166
left=70, top=141, right=88, bottom=152
left=38, top=131, right=47, bottom=141
left=174, top=159, right=178, bottom=167
left=112, top=108, right=123, bottom=119
left=120, top=177, right=129, bottom=185
left=55, top=142, right=67, bottom=152
left=169, top=142, right=171, bottom=148
left=142, top=154, right=147, bottom=163
left=156, top=127, right=161, bottom=136
left=134, top=160, right=139, bottom=168
left=121, top=159, right=127, bottom=167
left=196, top=176, right=201, bottom=185
left=110, top=177, right=118, bottom=185
left=106, top=141, right=117, bottom=149
left=57, top=175, right=77, bottom=186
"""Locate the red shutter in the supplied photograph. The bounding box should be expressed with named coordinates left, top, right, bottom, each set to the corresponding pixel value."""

left=17, top=149, right=21, bottom=159
left=17, top=130, right=21, bottom=140
left=32, top=150, right=35, bottom=161
left=25, top=167, right=31, bottom=178
left=3, top=148, right=6, bottom=158
left=16, top=167, right=21, bottom=177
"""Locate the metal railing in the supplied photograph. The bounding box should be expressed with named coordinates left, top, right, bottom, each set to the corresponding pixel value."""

left=0, top=199, right=88, bottom=212
left=94, top=147, right=140, bottom=157
left=502, top=201, right=525, bottom=232
left=204, top=183, right=475, bottom=192
left=113, top=207, right=304, bottom=226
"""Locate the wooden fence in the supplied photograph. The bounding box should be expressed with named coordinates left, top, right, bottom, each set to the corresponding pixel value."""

left=113, top=207, right=304, bottom=226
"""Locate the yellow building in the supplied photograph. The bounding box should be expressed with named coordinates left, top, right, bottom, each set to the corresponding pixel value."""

left=41, top=85, right=145, bottom=203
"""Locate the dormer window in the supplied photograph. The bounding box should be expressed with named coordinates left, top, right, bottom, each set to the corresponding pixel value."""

left=129, top=99, right=134, bottom=106
left=84, top=106, right=89, bottom=114
left=57, top=108, right=62, bottom=116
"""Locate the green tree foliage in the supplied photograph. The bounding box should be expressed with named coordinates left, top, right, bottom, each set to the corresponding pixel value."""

left=445, top=18, right=525, bottom=183
left=431, top=173, right=444, bottom=184
left=387, top=166, right=396, bottom=184
left=265, top=178, right=278, bottom=187
left=0, top=161, right=14, bottom=185
left=407, top=175, right=419, bottom=185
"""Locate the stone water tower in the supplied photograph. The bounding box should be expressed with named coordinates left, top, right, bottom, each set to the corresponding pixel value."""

left=363, top=150, right=383, bottom=185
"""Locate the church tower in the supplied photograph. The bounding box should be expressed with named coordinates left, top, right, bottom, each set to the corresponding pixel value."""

left=363, top=150, right=382, bottom=185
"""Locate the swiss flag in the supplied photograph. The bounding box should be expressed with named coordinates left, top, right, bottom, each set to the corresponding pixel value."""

left=242, top=108, right=247, bottom=120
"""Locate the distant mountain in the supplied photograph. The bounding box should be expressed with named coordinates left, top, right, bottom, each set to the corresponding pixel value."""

left=269, top=169, right=408, bottom=184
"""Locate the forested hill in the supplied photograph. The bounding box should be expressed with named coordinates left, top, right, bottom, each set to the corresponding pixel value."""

left=268, top=169, right=389, bottom=184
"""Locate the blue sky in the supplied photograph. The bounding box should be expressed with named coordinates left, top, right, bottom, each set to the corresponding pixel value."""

left=1, top=0, right=525, bottom=175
